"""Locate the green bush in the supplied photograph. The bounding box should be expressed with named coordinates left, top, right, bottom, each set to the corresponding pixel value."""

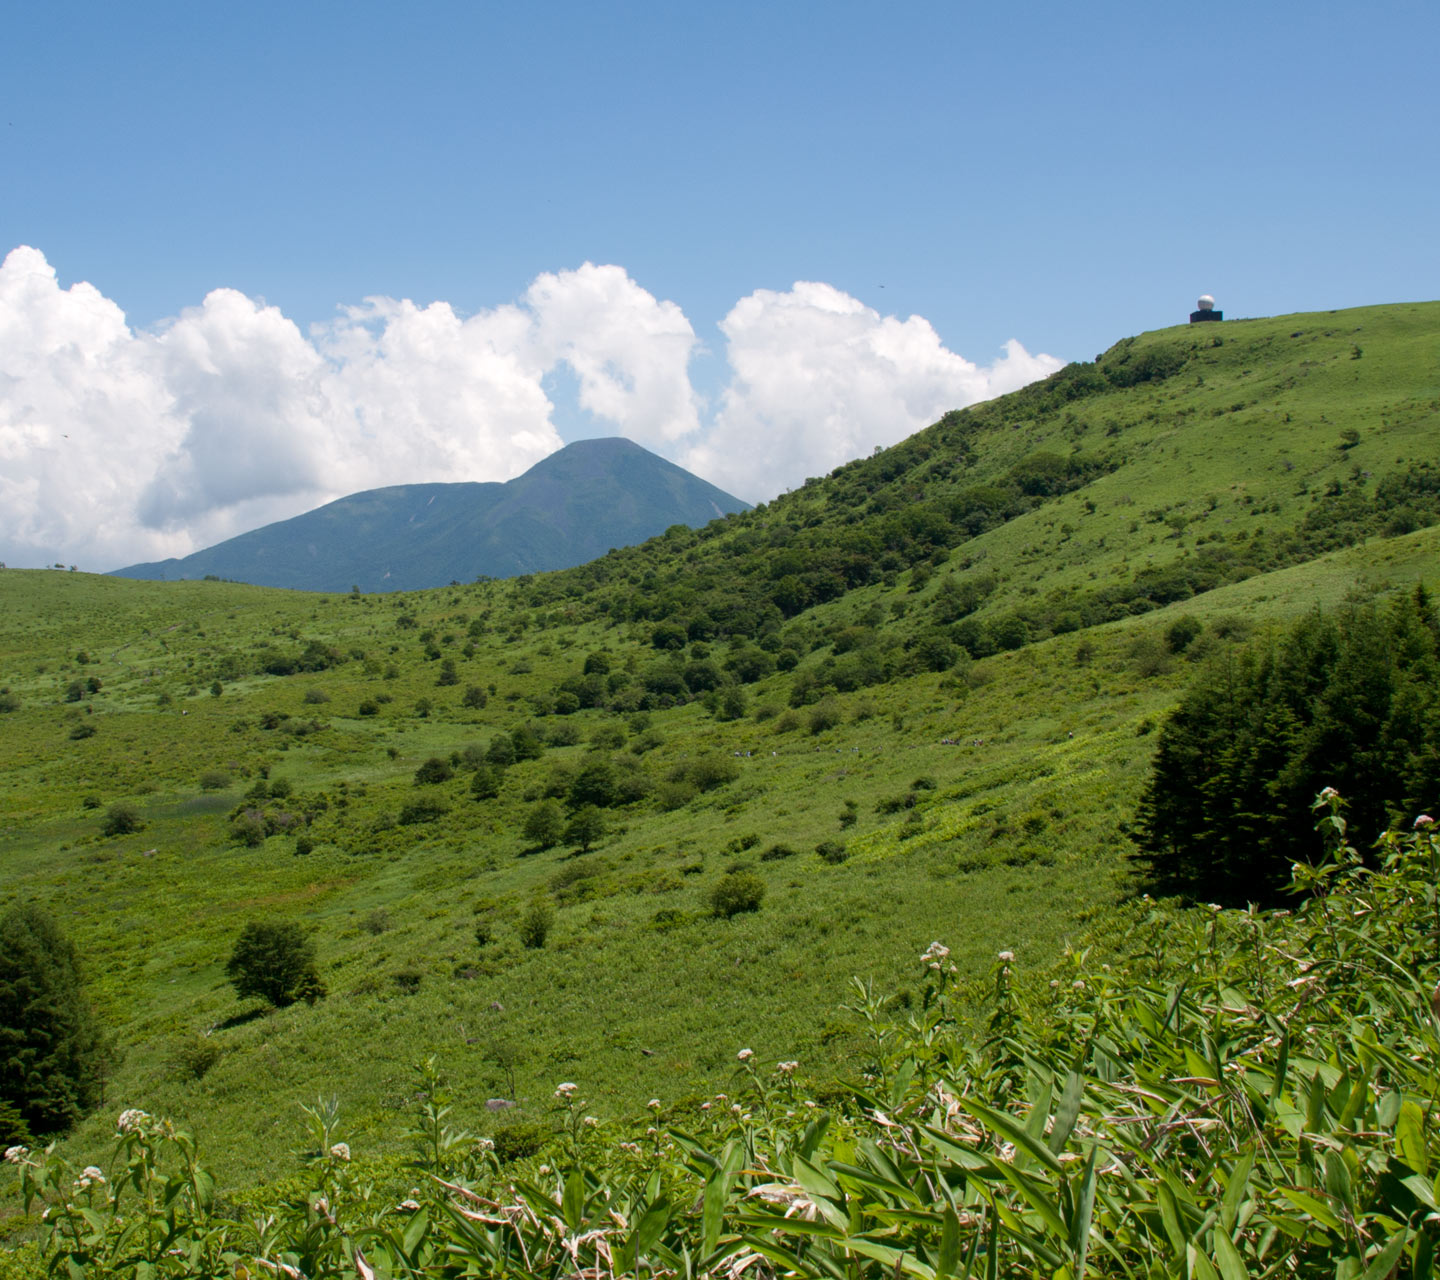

left=100, top=803, right=143, bottom=837
left=224, top=921, right=325, bottom=1009
left=522, top=801, right=564, bottom=850
left=518, top=898, right=554, bottom=949
left=491, top=1121, right=549, bottom=1163
left=708, top=869, right=766, bottom=918
left=399, top=799, right=449, bottom=825
left=414, top=756, right=454, bottom=785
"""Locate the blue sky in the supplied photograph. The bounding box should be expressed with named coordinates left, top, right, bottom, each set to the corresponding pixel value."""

left=2, top=0, right=1436, bottom=568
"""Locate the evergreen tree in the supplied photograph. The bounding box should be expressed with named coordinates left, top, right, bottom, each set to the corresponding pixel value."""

left=0, top=905, right=105, bottom=1136
left=1136, top=591, right=1440, bottom=903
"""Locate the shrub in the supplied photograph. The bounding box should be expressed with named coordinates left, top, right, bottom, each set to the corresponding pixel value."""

left=224, top=920, right=325, bottom=1008
left=198, top=769, right=232, bottom=792
left=357, top=699, right=379, bottom=716
left=492, top=1121, right=549, bottom=1163
left=0, top=688, right=21, bottom=712
left=399, top=799, right=449, bottom=825
left=461, top=684, right=488, bottom=709
left=414, top=756, right=454, bottom=785
left=302, top=688, right=330, bottom=704
left=563, top=805, right=607, bottom=852
left=522, top=801, right=564, bottom=850
left=759, top=843, right=797, bottom=862
left=709, top=869, right=766, bottom=918
left=518, top=897, right=554, bottom=949
left=100, top=803, right=143, bottom=837
left=470, top=765, right=503, bottom=800
left=1164, top=615, right=1203, bottom=653
left=231, top=809, right=269, bottom=846
left=816, top=840, right=849, bottom=864
left=393, top=966, right=423, bottom=994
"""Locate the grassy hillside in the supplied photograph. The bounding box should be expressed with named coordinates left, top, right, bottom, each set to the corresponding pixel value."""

left=0, top=301, right=1436, bottom=1198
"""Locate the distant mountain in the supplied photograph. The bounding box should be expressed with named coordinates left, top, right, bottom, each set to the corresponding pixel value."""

left=112, top=438, right=750, bottom=592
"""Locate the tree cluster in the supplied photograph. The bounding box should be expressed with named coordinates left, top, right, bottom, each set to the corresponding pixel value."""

left=1135, top=588, right=1440, bottom=903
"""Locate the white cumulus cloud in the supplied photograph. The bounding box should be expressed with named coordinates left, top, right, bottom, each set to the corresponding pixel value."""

left=0, top=248, right=1061, bottom=571
left=679, top=281, right=1063, bottom=498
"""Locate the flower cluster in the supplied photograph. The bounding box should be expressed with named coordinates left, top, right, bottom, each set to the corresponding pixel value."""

left=116, top=1109, right=150, bottom=1135
left=554, top=1082, right=577, bottom=1099
left=3, top=1144, right=28, bottom=1164
left=74, top=1166, right=106, bottom=1191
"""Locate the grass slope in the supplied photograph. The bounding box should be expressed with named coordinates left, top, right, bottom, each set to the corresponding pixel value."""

left=0, top=301, right=1436, bottom=1192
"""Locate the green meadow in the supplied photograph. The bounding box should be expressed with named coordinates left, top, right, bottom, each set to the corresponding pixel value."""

left=1, top=299, right=1437, bottom=1203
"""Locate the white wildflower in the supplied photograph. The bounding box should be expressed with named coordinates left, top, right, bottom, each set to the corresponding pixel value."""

left=474, top=1137, right=495, bottom=1151
left=554, top=1082, right=577, bottom=1099
left=3, top=1145, right=27, bottom=1164
left=997, top=950, right=1014, bottom=963
left=920, top=941, right=950, bottom=964
left=737, top=1048, right=753, bottom=1061
left=329, top=1143, right=350, bottom=1162
left=647, top=1098, right=661, bottom=1110
left=776, top=1060, right=799, bottom=1074
left=583, top=1116, right=598, bottom=1127
left=1417, top=814, right=1435, bottom=829
left=398, top=1199, right=421, bottom=1212
left=117, top=1109, right=149, bottom=1134
left=82, top=1166, right=105, bottom=1181
left=1318, top=786, right=1339, bottom=801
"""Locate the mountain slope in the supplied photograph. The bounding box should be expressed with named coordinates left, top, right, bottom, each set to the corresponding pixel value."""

left=1, top=300, right=1437, bottom=1189
left=111, top=437, right=750, bottom=592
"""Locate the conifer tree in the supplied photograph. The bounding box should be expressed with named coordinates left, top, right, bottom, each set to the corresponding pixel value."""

left=0, top=905, right=105, bottom=1135
left=1136, top=590, right=1440, bottom=903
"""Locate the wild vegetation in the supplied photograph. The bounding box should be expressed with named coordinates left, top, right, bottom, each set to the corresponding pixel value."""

left=6, top=803, right=1439, bottom=1277
left=1, top=300, right=1438, bottom=1272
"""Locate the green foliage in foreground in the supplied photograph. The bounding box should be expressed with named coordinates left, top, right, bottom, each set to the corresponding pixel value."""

left=7, top=798, right=1439, bottom=1277
left=1137, top=587, right=1440, bottom=903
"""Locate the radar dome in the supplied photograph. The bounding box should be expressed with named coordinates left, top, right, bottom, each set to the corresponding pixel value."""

left=1197, top=295, right=1215, bottom=311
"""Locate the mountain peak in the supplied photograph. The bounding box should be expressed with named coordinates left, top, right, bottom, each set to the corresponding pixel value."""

left=113, top=439, right=749, bottom=592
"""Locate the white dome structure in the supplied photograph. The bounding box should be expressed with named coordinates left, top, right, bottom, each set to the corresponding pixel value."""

left=1197, top=295, right=1215, bottom=312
